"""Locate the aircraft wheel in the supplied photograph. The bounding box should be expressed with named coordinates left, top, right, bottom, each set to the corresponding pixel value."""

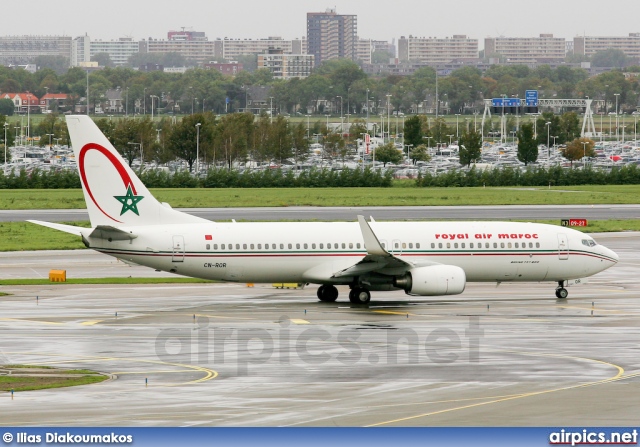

left=349, top=287, right=371, bottom=304
left=555, top=288, right=568, bottom=299
left=318, top=285, right=338, bottom=302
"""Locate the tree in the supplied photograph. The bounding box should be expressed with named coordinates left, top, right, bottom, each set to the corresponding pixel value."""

left=34, top=55, right=70, bottom=75
left=517, top=123, right=538, bottom=166
left=591, top=49, right=629, bottom=68
left=375, top=142, right=403, bottom=166
left=0, top=99, right=14, bottom=116
left=561, top=137, right=596, bottom=167
left=403, top=115, right=423, bottom=148
left=458, top=129, right=482, bottom=166
left=409, top=144, right=430, bottom=165
left=167, top=114, right=211, bottom=171
left=92, top=52, right=115, bottom=68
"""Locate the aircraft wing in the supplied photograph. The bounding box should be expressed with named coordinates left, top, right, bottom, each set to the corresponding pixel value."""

left=27, top=220, right=85, bottom=236
left=331, top=216, right=425, bottom=278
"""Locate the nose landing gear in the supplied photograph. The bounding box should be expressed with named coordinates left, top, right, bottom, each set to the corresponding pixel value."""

left=555, top=281, right=568, bottom=299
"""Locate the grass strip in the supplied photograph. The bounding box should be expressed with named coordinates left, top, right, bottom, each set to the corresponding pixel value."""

left=4, top=185, right=640, bottom=209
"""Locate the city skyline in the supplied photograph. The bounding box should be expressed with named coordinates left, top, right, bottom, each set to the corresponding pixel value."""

left=6, top=0, right=639, bottom=46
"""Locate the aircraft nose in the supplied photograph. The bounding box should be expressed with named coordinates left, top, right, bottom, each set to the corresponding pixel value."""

left=603, top=246, right=619, bottom=264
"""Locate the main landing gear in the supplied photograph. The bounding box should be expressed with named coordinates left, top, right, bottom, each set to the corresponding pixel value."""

left=555, top=281, right=568, bottom=299
left=348, top=287, right=371, bottom=304
left=317, top=284, right=339, bottom=302
left=316, top=285, right=372, bottom=304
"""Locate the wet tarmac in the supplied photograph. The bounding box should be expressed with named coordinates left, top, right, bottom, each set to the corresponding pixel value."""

left=0, top=233, right=639, bottom=426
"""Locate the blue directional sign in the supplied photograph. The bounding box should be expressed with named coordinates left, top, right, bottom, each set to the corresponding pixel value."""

left=525, top=90, right=539, bottom=106
left=492, top=98, right=521, bottom=107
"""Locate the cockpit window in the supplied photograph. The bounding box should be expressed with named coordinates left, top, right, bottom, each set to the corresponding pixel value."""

left=582, top=239, right=596, bottom=247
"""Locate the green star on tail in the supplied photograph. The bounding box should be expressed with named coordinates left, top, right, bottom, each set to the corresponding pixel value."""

left=114, top=185, right=144, bottom=216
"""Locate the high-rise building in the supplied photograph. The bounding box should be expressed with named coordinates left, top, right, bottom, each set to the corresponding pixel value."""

left=484, top=34, right=566, bottom=64
left=306, top=8, right=357, bottom=66
left=0, top=35, right=73, bottom=66
left=398, top=35, right=478, bottom=64
left=356, top=39, right=393, bottom=65
left=72, top=35, right=90, bottom=66
left=574, top=33, right=640, bottom=59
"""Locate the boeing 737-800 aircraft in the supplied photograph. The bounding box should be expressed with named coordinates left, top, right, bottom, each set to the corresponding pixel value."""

left=29, top=116, right=618, bottom=304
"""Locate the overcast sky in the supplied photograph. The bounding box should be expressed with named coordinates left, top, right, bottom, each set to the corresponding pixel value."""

left=6, top=0, right=639, bottom=48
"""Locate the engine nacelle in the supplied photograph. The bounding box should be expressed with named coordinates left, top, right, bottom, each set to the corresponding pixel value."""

left=393, top=265, right=466, bottom=296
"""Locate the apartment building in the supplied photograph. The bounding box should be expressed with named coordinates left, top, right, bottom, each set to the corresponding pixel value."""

left=140, top=30, right=214, bottom=65
left=90, top=37, right=140, bottom=66
left=355, top=39, right=393, bottom=64
left=484, top=34, right=566, bottom=64
left=306, top=8, right=358, bottom=66
left=257, top=49, right=314, bottom=79
left=398, top=35, right=478, bottom=64
left=574, top=33, right=640, bottom=59
left=0, top=35, right=73, bottom=65
left=213, top=37, right=306, bottom=60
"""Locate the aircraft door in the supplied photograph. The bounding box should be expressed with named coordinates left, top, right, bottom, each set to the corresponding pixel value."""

left=172, top=235, right=185, bottom=262
left=557, top=234, right=569, bottom=260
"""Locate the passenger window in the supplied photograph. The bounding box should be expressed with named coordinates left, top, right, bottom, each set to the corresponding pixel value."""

left=357, top=243, right=361, bottom=249
left=236, top=244, right=240, bottom=250
left=342, top=243, right=346, bottom=249
left=447, top=243, right=451, bottom=249
left=221, top=244, right=225, bottom=250
left=206, top=244, right=210, bottom=250
left=461, top=243, right=465, bottom=249
left=416, top=243, right=420, bottom=249
left=515, top=243, right=519, bottom=248
left=213, top=244, right=218, bottom=250
left=320, top=243, right=324, bottom=249
left=349, top=243, right=353, bottom=249
left=394, top=242, right=399, bottom=249
left=402, top=242, right=407, bottom=249
left=485, top=243, right=489, bottom=248
left=431, top=243, right=435, bottom=249
left=280, top=244, right=284, bottom=249
left=288, top=244, right=293, bottom=249
left=501, top=242, right=505, bottom=248
left=536, top=242, right=540, bottom=248
left=250, top=244, right=254, bottom=249
left=335, top=243, right=338, bottom=249
left=454, top=243, right=458, bottom=249
left=381, top=242, right=386, bottom=248
left=438, top=243, right=442, bottom=249
left=507, top=243, right=512, bottom=248
left=493, top=243, right=497, bottom=248
left=311, top=243, right=315, bottom=249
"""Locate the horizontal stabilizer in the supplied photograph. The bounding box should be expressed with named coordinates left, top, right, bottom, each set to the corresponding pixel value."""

left=89, top=225, right=137, bottom=241
left=27, top=220, right=84, bottom=236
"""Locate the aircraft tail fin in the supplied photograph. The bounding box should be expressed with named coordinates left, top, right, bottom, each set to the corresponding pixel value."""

left=66, top=115, right=206, bottom=227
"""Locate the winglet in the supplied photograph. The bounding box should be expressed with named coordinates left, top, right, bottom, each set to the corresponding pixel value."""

left=357, top=215, right=388, bottom=256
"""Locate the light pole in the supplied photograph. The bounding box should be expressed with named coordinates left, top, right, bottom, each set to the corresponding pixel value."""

left=366, top=88, right=370, bottom=134
left=614, top=93, right=620, bottom=141
left=325, top=114, right=330, bottom=134
left=195, top=122, right=201, bottom=175
left=150, top=95, right=158, bottom=121
left=447, top=134, right=454, bottom=146
left=423, top=135, right=432, bottom=149
left=386, top=94, right=392, bottom=144
left=143, top=88, right=147, bottom=115
left=46, top=133, right=54, bottom=150
left=268, top=96, right=274, bottom=124
left=336, top=95, right=343, bottom=134
left=3, top=122, right=8, bottom=165
left=125, top=87, right=129, bottom=117
left=455, top=113, right=460, bottom=139
left=546, top=122, right=551, bottom=158
left=581, top=141, right=588, bottom=164
left=305, top=114, right=310, bottom=139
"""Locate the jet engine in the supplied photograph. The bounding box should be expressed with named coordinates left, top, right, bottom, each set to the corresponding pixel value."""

left=393, top=265, right=466, bottom=296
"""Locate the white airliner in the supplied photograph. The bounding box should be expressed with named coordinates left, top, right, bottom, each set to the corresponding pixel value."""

left=29, top=116, right=618, bottom=303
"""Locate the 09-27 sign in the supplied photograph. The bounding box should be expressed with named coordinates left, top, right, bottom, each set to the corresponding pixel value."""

left=561, top=219, right=588, bottom=227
